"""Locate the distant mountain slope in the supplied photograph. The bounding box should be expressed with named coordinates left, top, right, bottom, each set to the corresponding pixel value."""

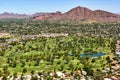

left=33, top=11, right=62, bottom=20
left=0, top=12, right=29, bottom=18
left=33, top=6, right=120, bottom=22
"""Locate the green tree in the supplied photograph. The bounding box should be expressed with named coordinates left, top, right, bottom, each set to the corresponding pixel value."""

left=13, top=72, right=17, bottom=78
left=22, top=68, right=27, bottom=74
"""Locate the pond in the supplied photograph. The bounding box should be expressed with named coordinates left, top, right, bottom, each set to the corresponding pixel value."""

left=80, top=53, right=105, bottom=57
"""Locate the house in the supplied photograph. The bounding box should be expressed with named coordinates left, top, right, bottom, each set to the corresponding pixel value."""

left=23, top=75, right=31, bottom=80
left=56, top=71, right=65, bottom=78
left=111, top=76, right=120, bottom=80
left=0, top=77, right=3, bottom=80
left=104, top=78, right=112, bottom=80
left=115, top=40, right=120, bottom=57
left=50, top=71, right=55, bottom=77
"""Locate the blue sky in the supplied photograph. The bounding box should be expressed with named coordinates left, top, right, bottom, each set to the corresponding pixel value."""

left=0, top=0, right=119, bottom=14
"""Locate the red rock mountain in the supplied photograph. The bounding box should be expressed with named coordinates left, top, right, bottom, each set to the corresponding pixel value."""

left=33, top=6, right=120, bottom=22
left=33, top=11, right=62, bottom=20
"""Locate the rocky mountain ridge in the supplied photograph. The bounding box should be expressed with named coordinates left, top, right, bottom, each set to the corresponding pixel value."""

left=0, top=12, right=29, bottom=18
left=0, top=6, right=120, bottom=22
left=33, top=6, right=120, bottom=22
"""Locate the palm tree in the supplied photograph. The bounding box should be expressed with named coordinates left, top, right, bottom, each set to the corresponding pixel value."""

left=13, top=72, right=17, bottom=79
left=31, top=70, right=35, bottom=80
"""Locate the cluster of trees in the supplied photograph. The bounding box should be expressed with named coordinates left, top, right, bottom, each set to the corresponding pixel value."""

left=0, top=35, right=115, bottom=75
left=0, top=19, right=120, bottom=39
